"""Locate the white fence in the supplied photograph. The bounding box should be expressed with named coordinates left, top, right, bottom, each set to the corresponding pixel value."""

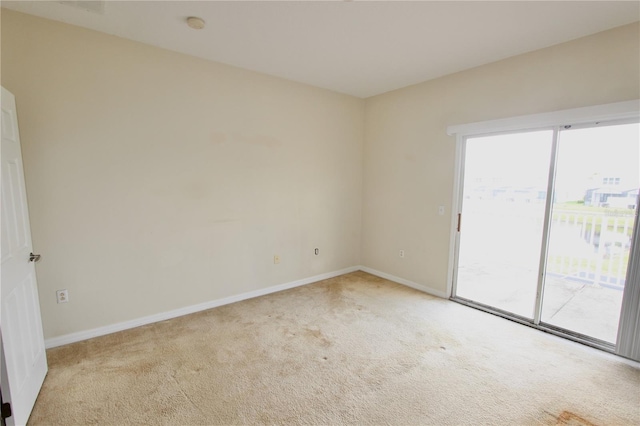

left=547, top=209, right=635, bottom=290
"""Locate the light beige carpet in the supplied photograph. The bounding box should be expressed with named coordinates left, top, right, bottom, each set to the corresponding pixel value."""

left=29, top=272, right=639, bottom=425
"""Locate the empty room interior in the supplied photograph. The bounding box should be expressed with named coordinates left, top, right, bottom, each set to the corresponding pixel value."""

left=1, top=1, right=640, bottom=425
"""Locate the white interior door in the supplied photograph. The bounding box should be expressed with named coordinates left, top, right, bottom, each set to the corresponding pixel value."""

left=1, top=86, right=48, bottom=426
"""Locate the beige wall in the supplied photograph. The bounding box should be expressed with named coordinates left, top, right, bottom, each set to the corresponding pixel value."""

left=1, top=10, right=364, bottom=339
left=3, top=9, right=639, bottom=341
left=362, top=22, right=640, bottom=295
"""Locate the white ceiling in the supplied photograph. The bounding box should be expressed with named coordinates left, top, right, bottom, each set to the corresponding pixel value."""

left=3, top=1, right=639, bottom=98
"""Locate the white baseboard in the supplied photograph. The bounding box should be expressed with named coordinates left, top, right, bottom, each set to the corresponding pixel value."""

left=359, top=266, right=449, bottom=299
left=45, top=266, right=359, bottom=349
left=45, top=265, right=447, bottom=349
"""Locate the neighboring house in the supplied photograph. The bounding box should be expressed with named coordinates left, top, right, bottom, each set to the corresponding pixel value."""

left=584, top=187, right=639, bottom=208
left=621, top=188, right=640, bottom=209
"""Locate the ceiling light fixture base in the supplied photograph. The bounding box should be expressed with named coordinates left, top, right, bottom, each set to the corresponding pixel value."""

left=186, top=17, right=205, bottom=30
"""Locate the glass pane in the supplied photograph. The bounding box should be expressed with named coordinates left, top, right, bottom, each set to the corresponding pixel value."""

left=542, top=122, right=639, bottom=343
left=456, top=131, right=553, bottom=318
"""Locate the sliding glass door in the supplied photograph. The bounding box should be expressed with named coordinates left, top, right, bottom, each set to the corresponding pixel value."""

left=454, top=121, right=639, bottom=347
left=541, top=123, right=639, bottom=343
left=455, top=130, right=553, bottom=319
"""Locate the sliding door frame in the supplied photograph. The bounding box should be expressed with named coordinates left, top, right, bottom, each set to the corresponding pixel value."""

left=533, top=128, right=559, bottom=325
left=446, top=100, right=640, bottom=359
left=449, top=127, right=557, bottom=310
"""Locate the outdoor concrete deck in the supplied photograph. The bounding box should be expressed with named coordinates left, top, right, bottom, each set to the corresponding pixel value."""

left=457, top=264, right=623, bottom=343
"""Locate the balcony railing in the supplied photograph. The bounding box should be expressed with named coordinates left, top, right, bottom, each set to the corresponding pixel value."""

left=547, top=209, right=634, bottom=290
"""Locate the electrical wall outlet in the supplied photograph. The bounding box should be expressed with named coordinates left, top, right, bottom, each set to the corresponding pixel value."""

left=399, top=250, right=405, bottom=258
left=56, top=289, right=69, bottom=304
left=274, top=255, right=281, bottom=264
left=314, top=248, right=319, bottom=255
